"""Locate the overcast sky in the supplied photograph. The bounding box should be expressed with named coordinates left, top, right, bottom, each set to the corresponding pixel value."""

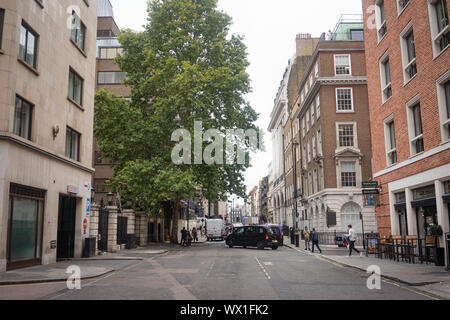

left=108, top=0, right=363, bottom=204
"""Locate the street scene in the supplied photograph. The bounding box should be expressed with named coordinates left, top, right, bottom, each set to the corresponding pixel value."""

left=0, top=0, right=449, bottom=306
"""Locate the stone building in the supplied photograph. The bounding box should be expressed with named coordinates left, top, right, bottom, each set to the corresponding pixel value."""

left=283, top=34, right=320, bottom=230
left=362, top=0, right=450, bottom=262
left=0, top=0, right=98, bottom=271
left=293, top=15, right=377, bottom=235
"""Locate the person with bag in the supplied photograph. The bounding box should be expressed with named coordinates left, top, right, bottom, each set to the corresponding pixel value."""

left=304, top=226, right=311, bottom=251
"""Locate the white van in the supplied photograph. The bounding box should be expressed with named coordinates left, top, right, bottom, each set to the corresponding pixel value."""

left=206, top=219, right=225, bottom=241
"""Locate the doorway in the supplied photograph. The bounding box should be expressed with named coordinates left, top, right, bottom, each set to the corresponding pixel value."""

left=57, top=195, right=77, bottom=260
left=148, top=222, right=155, bottom=242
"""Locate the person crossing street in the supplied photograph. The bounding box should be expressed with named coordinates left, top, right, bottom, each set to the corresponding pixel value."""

left=346, top=224, right=360, bottom=256
left=310, top=228, right=322, bottom=254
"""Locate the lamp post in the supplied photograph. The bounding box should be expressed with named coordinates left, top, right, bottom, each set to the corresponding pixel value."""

left=107, top=192, right=114, bottom=206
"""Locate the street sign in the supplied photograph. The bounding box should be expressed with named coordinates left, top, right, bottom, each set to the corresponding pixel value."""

left=362, top=189, right=380, bottom=195
left=362, top=181, right=378, bottom=188
left=83, top=218, right=88, bottom=230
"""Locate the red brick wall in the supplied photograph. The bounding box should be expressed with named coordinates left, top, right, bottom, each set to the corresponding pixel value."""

left=362, top=0, right=450, bottom=238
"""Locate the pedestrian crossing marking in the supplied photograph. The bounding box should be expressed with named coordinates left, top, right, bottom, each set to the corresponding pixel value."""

left=263, top=262, right=273, bottom=266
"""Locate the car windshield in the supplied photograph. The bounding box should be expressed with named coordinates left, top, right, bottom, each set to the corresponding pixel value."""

left=271, top=227, right=280, bottom=235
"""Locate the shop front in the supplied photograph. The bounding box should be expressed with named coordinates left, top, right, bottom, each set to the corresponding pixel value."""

left=412, top=185, right=438, bottom=239
left=6, top=184, right=45, bottom=270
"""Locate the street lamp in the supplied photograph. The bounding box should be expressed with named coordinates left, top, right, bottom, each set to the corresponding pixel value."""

left=107, top=192, right=114, bottom=206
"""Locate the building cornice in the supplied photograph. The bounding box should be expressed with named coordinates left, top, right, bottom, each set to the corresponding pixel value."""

left=0, top=133, right=95, bottom=174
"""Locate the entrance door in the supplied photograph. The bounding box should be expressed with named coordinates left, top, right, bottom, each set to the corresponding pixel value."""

left=416, top=205, right=438, bottom=239
left=57, top=195, right=77, bottom=260
left=98, top=205, right=108, bottom=252
left=7, top=184, right=45, bottom=270
left=158, top=223, right=162, bottom=242
left=148, top=222, right=155, bottom=242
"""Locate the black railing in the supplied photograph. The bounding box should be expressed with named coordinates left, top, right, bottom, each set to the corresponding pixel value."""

left=317, top=231, right=364, bottom=247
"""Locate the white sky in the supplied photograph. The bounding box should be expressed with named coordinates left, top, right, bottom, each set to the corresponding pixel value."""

left=108, top=0, right=363, bottom=204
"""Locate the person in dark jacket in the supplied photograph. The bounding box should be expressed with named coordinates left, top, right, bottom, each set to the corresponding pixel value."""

left=310, top=228, right=322, bottom=253
left=180, top=227, right=187, bottom=246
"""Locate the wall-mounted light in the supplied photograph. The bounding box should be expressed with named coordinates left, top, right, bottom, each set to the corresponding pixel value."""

left=52, top=125, right=59, bottom=140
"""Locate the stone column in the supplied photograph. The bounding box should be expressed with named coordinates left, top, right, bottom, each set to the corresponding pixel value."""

left=389, top=191, right=400, bottom=236
left=107, top=206, right=119, bottom=252
left=405, top=188, right=417, bottom=236
left=123, top=209, right=135, bottom=236
left=89, top=204, right=100, bottom=254
left=134, top=212, right=148, bottom=246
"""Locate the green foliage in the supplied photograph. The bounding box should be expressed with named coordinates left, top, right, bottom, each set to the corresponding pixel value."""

left=429, top=224, right=443, bottom=237
left=94, top=0, right=260, bottom=230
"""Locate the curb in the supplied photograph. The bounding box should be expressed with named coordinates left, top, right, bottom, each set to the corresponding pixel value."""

left=0, top=268, right=115, bottom=286
left=284, top=243, right=443, bottom=287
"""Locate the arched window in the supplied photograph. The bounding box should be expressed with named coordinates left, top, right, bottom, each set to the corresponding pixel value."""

left=340, top=202, right=362, bottom=233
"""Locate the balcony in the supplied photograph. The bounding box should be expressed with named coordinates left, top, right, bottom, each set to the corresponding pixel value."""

left=321, top=14, right=364, bottom=41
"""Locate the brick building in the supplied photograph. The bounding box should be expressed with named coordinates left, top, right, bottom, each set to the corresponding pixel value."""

left=362, top=0, right=449, bottom=261
left=293, top=15, right=377, bottom=235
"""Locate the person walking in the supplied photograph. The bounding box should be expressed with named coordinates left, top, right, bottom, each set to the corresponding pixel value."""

left=304, top=226, right=311, bottom=251
left=346, top=224, right=360, bottom=256
left=192, top=227, right=198, bottom=242
left=310, top=228, right=322, bottom=253
left=180, top=227, right=187, bottom=246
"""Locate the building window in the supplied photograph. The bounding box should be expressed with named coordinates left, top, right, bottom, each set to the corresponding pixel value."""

left=407, top=101, right=424, bottom=155
left=428, top=0, right=450, bottom=56
left=19, top=21, right=38, bottom=69
left=316, top=94, right=320, bottom=119
left=306, top=110, right=310, bottom=132
left=307, top=141, right=311, bottom=163
left=311, top=104, right=315, bottom=126
left=0, top=9, right=4, bottom=50
left=312, top=135, right=316, bottom=158
left=99, top=47, right=123, bottom=59
left=68, top=68, right=83, bottom=105
left=336, top=88, right=353, bottom=112
left=338, top=124, right=354, bottom=147
left=397, top=0, right=410, bottom=14
left=302, top=145, right=306, bottom=167
left=334, top=54, right=351, bottom=75
left=379, top=52, right=392, bottom=102
left=341, top=162, right=356, bottom=187
left=400, top=23, right=417, bottom=83
left=13, top=96, right=33, bottom=140
left=384, top=118, right=397, bottom=165
left=98, top=71, right=127, bottom=84
left=302, top=118, right=305, bottom=137
left=437, top=75, right=450, bottom=142
left=65, top=127, right=80, bottom=161
left=317, top=128, right=323, bottom=155
left=71, top=11, right=86, bottom=51
left=376, top=0, right=387, bottom=41
left=315, top=63, right=319, bottom=77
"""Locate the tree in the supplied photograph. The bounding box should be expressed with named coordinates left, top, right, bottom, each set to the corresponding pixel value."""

left=94, top=0, right=261, bottom=244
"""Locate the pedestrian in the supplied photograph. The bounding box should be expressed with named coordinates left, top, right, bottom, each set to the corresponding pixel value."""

left=346, top=224, right=360, bottom=256
left=325, top=29, right=333, bottom=40
left=192, top=227, right=198, bottom=242
left=310, top=228, right=322, bottom=253
left=180, top=227, right=187, bottom=246
left=304, top=226, right=311, bottom=251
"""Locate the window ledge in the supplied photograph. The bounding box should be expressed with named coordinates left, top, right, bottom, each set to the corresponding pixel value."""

left=381, top=96, right=392, bottom=106
left=70, top=38, right=87, bottom=58
left=408, top=151, right=424, bottom=160
left=17, top=58, right=39, bottom=76
left=67, top=97, right=85, bottom=111
left=403, top=73, right=417, bottom=87
left=433, top=45, right=449, bottom=61
left=377, top=33, right=387, bottom=46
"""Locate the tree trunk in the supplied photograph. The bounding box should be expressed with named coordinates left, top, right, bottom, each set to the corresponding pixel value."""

left=171, top=199, right=180, bottom=244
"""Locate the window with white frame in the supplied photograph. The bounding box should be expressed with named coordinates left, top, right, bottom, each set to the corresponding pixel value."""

left=400, top=23, right=417, bottom=83
left=341, top=162, right=357, bottom=187
left=384, top=117, right=397, bottom=166
left=313, top=169, right=318, bottom=194
left=437, top=72, right=450, bottom=142
left=308, top=172, right=313, bottom=195
left=407, top=98, right=424, bottom=155
left=311, top=103, right=315, bottom=126
left=379, top=52, right=392, bottom=102
left=334, top=54, right=351, bottom=75
left=307, top=141, right=311, bottom=163
left=336, top=88, right=354, bottom=112
left=428, top=0, right=449, bottom=56
left=317, top=127, right=323, bottom=155
left=312, top=135, right=316, bottom=158
left=309, top=74, right=313, bottom=87
left=301, top=92, right=304, bottom=103
left=338, top=124, right=355, bottom=147
left=302, top=117, right=306, bottom=137
left=397, top=0, right=410, bottom=14
left=375, top=0, right=387, bottom=41
left=306, top=110, right=310, bottom=131
left=315, top=63, right=319, bottom=77
left=305, top=82, right=309, bottom=95
left=316, top=94, right=321, bottom=118
left=302, top=145, right=306, bottom=167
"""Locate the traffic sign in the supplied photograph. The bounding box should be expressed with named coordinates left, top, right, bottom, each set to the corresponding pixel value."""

left=362, top=189, right=380, bottom=195
left=83, top=218, right=88, bottom=230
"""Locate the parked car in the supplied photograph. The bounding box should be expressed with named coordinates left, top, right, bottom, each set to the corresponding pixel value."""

left=226, top=225, right=279, bottom=250
left=266, top=224, right=283, bottom=246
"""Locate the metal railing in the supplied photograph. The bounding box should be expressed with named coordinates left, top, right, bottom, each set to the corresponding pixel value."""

left=317, top=231, right=364, bottom=247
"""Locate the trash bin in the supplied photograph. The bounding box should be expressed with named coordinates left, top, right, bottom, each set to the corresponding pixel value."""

left=126, top=234, right=137, bottom=249
left=83, top=237, right=96, bottom=258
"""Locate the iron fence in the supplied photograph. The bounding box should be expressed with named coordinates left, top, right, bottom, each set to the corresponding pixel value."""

left=317, top=231, right=364, bottom=247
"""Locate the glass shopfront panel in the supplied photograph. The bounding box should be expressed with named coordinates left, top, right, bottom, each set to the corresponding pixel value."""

left=416, top=206, right=438, bottom=239
left=7, top=186, right=45, bottom=268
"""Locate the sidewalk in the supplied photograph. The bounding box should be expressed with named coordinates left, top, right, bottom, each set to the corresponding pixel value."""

left=284, top=238, right=450, bottom=299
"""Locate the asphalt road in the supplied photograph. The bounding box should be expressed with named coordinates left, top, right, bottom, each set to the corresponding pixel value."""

left=0, top=241, right=438, bottom=300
